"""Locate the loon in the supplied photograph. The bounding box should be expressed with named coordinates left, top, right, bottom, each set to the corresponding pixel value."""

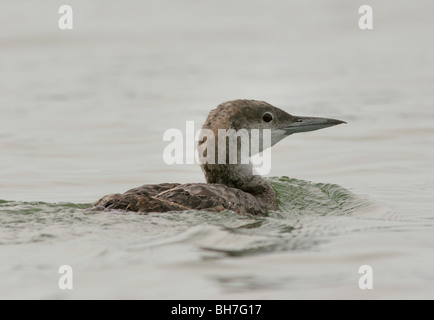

left=94, top=99, right=345, bottom=215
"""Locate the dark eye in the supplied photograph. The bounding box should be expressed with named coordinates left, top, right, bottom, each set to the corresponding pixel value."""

left=262, top=113, right=273, bottom=123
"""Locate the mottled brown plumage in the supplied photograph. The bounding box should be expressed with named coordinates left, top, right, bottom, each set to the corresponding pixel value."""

left=94, top=99, right=345, bottom=215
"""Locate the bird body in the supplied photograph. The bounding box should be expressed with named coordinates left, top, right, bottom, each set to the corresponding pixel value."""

left=94, top=100, right=345, bottom=215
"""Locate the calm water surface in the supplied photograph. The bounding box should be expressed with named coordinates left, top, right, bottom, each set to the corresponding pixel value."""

left=0, top=0, right=433, bottom=299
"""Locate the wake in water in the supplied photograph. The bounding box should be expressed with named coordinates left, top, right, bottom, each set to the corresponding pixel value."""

left=270, top=176, right=372, bottom=217
left=0, top=177, right=380, bottom=256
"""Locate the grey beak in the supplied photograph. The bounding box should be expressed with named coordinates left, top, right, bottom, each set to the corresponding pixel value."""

left=283, top=116, right=346, bottom=135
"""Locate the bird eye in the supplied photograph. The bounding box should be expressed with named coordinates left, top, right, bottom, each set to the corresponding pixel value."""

left=262, top=113, right=273, bottom=123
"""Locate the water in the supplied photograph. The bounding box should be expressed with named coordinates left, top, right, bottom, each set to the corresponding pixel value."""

left=1, top=0, right=434, bottom=299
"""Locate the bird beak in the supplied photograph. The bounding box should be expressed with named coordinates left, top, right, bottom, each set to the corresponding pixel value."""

left=283, top=116, right=346, bottom=135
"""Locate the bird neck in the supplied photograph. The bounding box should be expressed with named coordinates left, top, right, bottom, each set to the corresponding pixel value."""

left=198, top=123, right=277, bottom=210
left=200, top=162, right=277, bottom=208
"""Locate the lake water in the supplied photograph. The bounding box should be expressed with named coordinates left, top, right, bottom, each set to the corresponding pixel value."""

left=1, top=0, right=433, bottom=299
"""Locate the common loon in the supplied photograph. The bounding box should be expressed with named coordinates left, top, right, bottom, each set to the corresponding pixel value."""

left=94, top=99, right=345, bottom=215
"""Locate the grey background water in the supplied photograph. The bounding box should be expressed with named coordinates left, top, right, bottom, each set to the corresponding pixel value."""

left=1, top=0, right=433, bottom=299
